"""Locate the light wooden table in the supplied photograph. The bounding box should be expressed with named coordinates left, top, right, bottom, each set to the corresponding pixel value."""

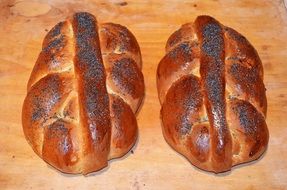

left=0, top=0, right=287, bottom=189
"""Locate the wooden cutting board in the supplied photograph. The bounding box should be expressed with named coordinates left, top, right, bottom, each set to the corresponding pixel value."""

left=0, top=0, right=287, bottom=189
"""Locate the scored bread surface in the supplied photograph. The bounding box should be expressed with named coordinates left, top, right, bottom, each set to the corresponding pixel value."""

left=22, top=12, right=144, bottom=174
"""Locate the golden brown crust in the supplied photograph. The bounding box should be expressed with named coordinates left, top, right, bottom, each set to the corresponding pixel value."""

left=224, top=27, right=267, bottom=116
left=157, top=41, right=200, bottom=104
left=157, top=15, right=269, bottom=173
left=27, top=21, right=74, bottom=90
left=22, top=12, right=144, bottom=174
left=195, top=16, right=232, bottom=171
left=108, top=94, right=138, bottom=159
left=42, top=120, right=80, bottom=173
left=104, top=53, right=144, bottom=113
left=99, top=23, right=142, bottom=69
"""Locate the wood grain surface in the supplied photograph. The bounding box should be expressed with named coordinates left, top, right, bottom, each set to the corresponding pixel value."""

left=0, top=0, right=287, bottom=189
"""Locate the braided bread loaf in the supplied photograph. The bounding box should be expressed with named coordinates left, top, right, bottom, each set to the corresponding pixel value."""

left=157, top=15, right=268, bottom=173
left=22, top=12, right=144, bottom=174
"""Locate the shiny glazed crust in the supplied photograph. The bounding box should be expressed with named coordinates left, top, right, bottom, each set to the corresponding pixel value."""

left=157, top=15, right=268, bottom=173
left=22, top=12, right=144, bottom=174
